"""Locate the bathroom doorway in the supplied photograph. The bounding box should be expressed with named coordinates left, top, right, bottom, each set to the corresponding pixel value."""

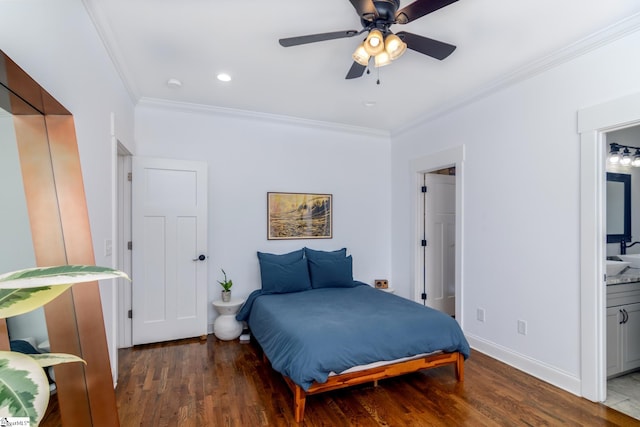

left=603, top=125, right=640, bottom=419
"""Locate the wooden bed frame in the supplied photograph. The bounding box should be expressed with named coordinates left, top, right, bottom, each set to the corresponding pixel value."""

left=265, top=351, right=465, bottom=422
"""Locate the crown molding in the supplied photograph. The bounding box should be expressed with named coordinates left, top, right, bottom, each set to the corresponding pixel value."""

left=137, top=97, right=391, bottom=138
left=81, top=0, right=139, bottom=103
left=393, top=12, right=640, bottom=138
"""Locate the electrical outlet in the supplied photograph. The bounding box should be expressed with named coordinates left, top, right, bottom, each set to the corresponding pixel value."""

left=517, top=320, right=527, bottom=335
left=477, top=308, right=485, bottom=322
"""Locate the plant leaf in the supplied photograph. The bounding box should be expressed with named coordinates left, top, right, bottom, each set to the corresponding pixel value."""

left=29, top=353, right=86, bottom=368
left=0, top=286, right=71, bottom=318
left=0, top=351, right=49, bottom=425
left=0, top=265, right=129, bottom=290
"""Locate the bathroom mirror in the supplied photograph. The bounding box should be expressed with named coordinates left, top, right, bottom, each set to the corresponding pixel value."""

left=0, top=50, right=119, bottom=426
left=606, top=172, right=631, bottom=243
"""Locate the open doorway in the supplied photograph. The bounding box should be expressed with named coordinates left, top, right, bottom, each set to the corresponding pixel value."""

left=577, top=91, right=640, bottom=404
left=602, top=125, right=640, bottom=419
left=418, top=168, right=456, bottom=316
left=411, top=146, right=465, bottom=325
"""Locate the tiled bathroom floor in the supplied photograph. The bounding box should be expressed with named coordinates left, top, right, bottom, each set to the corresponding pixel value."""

left=605, top=372, right=640, bottom=419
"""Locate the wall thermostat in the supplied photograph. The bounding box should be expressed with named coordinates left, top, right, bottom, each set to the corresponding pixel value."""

left=374, top=279, right=388, bottom=289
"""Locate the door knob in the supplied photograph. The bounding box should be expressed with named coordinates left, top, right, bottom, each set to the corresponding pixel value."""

left=193, top=254, right=207, bottom=261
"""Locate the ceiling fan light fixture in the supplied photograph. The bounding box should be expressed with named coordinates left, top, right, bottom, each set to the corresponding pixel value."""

left=384, top=33, right=407, bottom=60
left=374, top=51, right=392, bottom=68
left=352, top=43, right=370, bottom=66
left=364, top=29, right=385, bottom=55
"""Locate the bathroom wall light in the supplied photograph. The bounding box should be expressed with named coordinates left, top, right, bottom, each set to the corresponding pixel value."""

left=632, top=149, right=640, bottom=167
left=609, top=143, right=640, bottom=167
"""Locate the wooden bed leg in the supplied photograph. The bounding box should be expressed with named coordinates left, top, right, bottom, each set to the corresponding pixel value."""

left=373, top=379, right=379, bottom=387
left=293, top=384, right=306, bottom=423
left=456, top=352, right=465, bottom=382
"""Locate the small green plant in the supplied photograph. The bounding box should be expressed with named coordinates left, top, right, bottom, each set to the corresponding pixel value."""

left=217, top=269, right=233, bottom=291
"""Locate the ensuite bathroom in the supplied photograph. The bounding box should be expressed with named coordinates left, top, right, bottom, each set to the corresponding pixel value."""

left=604, top=124, right=640, bottom=419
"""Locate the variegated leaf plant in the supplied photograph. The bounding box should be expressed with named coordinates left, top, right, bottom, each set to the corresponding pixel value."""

left=0, top=265, right=129, bottom=425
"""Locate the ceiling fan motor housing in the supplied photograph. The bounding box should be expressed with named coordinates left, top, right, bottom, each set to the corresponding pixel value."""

left=362, top=0, right=400, bottom=31
left=374, top=0, right=400, bottom=19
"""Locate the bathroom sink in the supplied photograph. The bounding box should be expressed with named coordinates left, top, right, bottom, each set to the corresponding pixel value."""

left=618, top=254, right=640, bottom=269
left=607, top=260, right=631, bottom=276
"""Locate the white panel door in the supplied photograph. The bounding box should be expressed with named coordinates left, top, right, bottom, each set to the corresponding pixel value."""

left=423, top=173, right=455, bottom=315
left=132, top=157, right=208, bottom=345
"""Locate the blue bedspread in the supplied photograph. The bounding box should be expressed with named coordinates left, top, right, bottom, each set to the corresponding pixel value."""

left=237, top=284, right=470, bottom=391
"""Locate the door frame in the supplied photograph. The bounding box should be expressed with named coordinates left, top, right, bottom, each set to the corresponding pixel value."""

left=116, top=146, right=132, bottom=349
left=578, top=91, right=640, bottom=401
left=411, top=145, right=465, bottom=325
left=418, top=172, right=456, bottom=315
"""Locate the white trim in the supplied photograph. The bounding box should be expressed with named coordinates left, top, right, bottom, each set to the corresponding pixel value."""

left=109, top=112, right=118, bottom=384
left=81, top=0, right=139, bottom=102
left=467, top=334, right=581, bottom=395
left=577, top=91, right=640, bottom=402
left=137, top=98, right=391, bottom=138
left=410, top=146, right=465, bottom=327
left=395, top=13, right=640, bottom=137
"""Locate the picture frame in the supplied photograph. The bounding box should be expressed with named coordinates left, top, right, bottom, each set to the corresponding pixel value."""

left=267, top=192, right=332, bottom=240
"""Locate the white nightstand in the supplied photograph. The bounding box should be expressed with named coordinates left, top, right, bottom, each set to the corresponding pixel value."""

left=378, top=287, right=395, bottom=294
left=212, top=299, right=245, bottom=340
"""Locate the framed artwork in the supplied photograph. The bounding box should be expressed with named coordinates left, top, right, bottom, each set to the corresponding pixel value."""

left=267, top=192, right=332, bottom=240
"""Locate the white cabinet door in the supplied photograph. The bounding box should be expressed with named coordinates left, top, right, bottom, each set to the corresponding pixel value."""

left=607, top=306, right=623, bottom=378
left=622, top=302, right=640, bottom=372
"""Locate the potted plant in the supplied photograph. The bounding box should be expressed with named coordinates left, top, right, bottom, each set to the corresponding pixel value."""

left=0, top=265, right=128, bottom=425
left=217, top=269, right=233, bottom=302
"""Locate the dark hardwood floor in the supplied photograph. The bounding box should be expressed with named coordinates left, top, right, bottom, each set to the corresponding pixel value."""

left=110, top=336, right=639, bottom=426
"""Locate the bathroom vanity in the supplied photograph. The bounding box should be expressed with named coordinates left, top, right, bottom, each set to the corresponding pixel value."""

left=606, top=274, right=640, bottom=378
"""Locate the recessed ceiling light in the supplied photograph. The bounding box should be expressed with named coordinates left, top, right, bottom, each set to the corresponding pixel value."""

left=167, top=78, right=182, bottom=88
left=363, top=101, right=377, bottom=107
left=217, top=73, right=231, bottom=82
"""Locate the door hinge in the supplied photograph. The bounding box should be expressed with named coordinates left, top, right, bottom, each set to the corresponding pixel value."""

left=421, top=185, right=427, bottom=193
left=127, top=309, right=132, bottom=319
left=421, top=293, right=427, bottom=300
left=127, top=172, right=132, bottom=182
left=421, top=239, right=427, bottom=247
left=127, top=241, right=132, bottom=250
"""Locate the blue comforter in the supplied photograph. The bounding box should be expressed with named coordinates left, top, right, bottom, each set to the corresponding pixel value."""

left=237, top=284, right=470, bottom=391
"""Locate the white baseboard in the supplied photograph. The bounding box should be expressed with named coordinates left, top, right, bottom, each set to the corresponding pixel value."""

left=207, top=323, right=214, bottom=335
left=466, top=334, right=581, bottom=396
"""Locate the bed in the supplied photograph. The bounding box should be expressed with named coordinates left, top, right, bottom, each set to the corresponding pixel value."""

left=236, top=248, right=470, bottom=422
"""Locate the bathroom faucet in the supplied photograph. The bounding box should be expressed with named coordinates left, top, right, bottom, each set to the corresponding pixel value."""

left=620, top=239, right=640, bottom=255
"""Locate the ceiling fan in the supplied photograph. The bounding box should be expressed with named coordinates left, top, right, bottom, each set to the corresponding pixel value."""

left=279, top=0, right=458, bottom=79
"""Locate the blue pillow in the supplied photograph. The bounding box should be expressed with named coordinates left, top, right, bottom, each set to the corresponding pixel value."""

left=304, top=247, right=347, bottom=262
left=259, top=257, right=312, bottom=294
left=308, top=255, right=354, bottom=289
left=257, top=249, right=304, bottom=265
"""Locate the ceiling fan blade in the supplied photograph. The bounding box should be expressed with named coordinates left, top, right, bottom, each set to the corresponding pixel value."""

left=346, top=62, right=367, bottom=79
left=348, top=0, right=378, bottom=21
left=279, top=30, right=360, bottom=47
left=395, top=0, right=458, bottom=24
left=396, top=31, right=456, bottom=60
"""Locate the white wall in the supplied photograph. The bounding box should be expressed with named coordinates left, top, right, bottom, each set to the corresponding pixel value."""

left=0, top=0, right=136, bottom=378
left=391, top=28, right=640, bottom=393
left=135, top=103, right=391, bottom=331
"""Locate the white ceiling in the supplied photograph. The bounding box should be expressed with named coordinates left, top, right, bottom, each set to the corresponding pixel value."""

left=83, top=0, right=640, bottom=134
